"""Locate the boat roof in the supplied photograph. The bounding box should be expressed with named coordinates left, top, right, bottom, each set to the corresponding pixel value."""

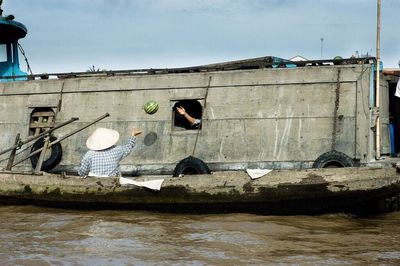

left=46, top=56, right=377, bottom=80
left=0, top=15, right=27, bottom=42
left=0, top=55, right=376, bottom=81
left=383, top=69, right=400, bottom=76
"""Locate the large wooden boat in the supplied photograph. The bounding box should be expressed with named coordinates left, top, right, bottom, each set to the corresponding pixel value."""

left=1, top=3, right=400, bottom=214
left=1, top=165, right=400, bottom=215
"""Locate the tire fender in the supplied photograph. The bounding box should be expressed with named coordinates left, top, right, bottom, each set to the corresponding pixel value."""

left=30, top=135, right=63, bottom=172
left=312, top=150, right=354, bottom=168
left=173, top=156, right=211, bottom=177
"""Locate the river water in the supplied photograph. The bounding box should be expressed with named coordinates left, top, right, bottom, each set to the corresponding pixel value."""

left=1, top=205, right=400, bottom=265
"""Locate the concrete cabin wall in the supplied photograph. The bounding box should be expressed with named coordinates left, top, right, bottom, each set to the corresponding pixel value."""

left=0, top=64, right=379, bottom=174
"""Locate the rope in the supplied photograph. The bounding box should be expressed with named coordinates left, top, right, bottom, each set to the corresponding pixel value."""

left=191, top=76, right=212, bottom=156
left=54, top=81, right=65, bottom=120
left=331, top=69, right=341, bottom=151
left=18, top=43, right=33, bottom=75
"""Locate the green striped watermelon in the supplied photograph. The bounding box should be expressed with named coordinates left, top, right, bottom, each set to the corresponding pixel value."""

left=144, top=101, right=159, bottom=114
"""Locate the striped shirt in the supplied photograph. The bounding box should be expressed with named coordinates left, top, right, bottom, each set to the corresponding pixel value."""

left=78, top=136, right=136, bottom=177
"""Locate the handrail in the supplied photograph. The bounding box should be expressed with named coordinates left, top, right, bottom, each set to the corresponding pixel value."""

left=0, top=57, right=376, bottom=81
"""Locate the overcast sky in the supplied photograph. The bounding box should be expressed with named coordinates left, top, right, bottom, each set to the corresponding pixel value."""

left=3, top=0, right=399, bottom=74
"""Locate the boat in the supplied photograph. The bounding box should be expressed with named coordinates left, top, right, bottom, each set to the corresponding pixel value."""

left=1, top=3, right=400, bottom=215
left=1, top=165, right=400, bottom=215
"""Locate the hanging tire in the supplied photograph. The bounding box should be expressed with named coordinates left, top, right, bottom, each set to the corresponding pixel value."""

left=312, top=150, right=354, bottom=168
left=173, top=156, right=211, bottom=177
left=30, top=135, right=63, bottom=172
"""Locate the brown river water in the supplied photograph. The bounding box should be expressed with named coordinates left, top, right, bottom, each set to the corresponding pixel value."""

left=1, top=205, right=400, bottom=266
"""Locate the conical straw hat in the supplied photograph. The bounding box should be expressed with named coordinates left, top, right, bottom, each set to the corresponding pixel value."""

left=86, top=128, right=120, bottom=151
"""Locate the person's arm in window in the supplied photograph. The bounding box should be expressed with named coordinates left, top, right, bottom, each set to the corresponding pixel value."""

left=176, top=106, right=201, bottom=126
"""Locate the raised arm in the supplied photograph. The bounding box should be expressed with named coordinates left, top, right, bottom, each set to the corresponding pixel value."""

left=176, top=106, right=200, bottom=126
left=120, top=128, right=142, bottom=158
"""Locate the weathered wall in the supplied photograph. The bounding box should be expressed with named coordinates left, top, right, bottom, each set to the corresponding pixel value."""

left=0, top=64, right=378, bottom=174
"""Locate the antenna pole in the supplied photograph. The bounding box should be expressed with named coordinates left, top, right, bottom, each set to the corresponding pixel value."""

left=320, top=38, right=324, bottom=59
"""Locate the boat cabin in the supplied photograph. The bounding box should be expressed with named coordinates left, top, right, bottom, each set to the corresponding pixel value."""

left=0, top=6, right=27, bottom=80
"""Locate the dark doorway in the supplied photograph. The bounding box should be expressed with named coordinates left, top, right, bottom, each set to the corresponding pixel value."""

left=389, top=80, right=400, bottom=155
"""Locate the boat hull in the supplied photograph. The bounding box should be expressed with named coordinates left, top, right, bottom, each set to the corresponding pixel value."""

left=0, top=167, right=400, bottom=215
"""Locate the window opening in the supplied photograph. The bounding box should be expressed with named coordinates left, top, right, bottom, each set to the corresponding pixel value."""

left=0, top=44, right=6, bottom=63
left=173, top=99, right=202, bottom=130
left=29, top=107, right=55, bottom=136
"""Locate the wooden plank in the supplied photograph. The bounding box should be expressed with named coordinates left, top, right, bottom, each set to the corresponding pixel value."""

left=48, top=116, right=54, bottom=127
left=5, top=134, right=20, bottom=171
left=31, top=111, right=55, bottom=117
left=34, top=117, right=43, bottom=136
left=30, top=122, right=55, bottom=128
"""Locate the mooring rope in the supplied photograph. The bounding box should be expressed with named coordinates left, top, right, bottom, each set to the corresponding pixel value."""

left=331, top=69, right=341, bottom=151
left=17, top=43, right=33, bottom=75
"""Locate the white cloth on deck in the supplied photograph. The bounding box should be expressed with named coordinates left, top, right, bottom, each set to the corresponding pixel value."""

left=246, top=169, right=273, bottom=180
left=119, top=176, right=164, bottom=191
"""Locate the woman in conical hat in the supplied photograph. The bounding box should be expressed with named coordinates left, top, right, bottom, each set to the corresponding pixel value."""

left=78, top=127, right=142, bottom=177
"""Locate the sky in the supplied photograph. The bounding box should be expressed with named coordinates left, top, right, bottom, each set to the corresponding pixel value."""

left=3, top=0, right=399, bottom=74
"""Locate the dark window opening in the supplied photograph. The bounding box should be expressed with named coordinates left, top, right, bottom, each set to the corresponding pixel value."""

left=389, top=80, right=400, bottom=156
left=173, top=100, right=202, bottom=130
left=29, top=107, right=55, bottom=136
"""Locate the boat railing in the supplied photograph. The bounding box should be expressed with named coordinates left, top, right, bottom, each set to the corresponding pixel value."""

left=0, top=57, right=376, bottom=82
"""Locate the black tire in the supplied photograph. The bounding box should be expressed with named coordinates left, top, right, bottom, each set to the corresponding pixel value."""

left=312, top=150, right=354, bottom=168
left=30, top=135, right=63, bottom=172
left=173, top=156, right=211, bottom=177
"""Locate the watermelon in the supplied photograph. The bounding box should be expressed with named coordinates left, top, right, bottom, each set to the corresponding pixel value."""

left=144, top=101, right=159, bottom=114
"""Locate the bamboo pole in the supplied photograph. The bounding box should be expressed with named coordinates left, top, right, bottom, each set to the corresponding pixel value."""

left=0, top=117, right=78, bottom=156
left=375, top=0, right=381, bottom=159
left=34, top=136, right=50, bottom=174
left=12, top=113, right=110, bottom=168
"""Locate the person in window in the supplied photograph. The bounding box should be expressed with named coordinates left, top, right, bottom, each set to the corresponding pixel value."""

left=176, top=106, right=201, bottom=128
left=78, top=127, right=142, bottom=177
